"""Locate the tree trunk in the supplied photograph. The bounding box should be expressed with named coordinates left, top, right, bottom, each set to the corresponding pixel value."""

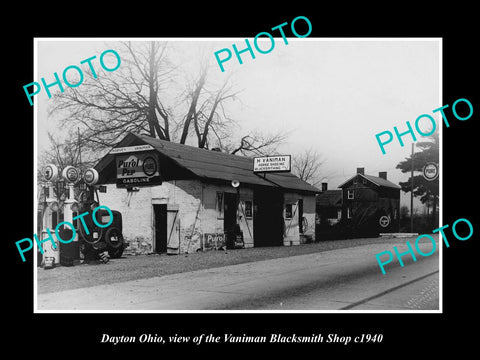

left=147, top=42, right=167, bottom=140
left=179, top=70, right=206, bottom=144
left=431, top=194, right=437, bottom=228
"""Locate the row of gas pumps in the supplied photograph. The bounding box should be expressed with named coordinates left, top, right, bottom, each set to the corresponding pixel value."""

left=39, top=164, right=122, bottom=268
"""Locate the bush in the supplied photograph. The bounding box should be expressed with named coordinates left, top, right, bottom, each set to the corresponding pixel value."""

left=399, top=214, right=439, bottom=233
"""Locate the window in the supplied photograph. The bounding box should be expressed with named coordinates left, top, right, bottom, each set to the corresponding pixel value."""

left=285, top=203, right=293, bottom=219
left=216, top=191, right=224, bottom=219
left=347, top=190, right=354, bottom=199
left=347, top=207, right=352, bottom=219
left=245, top=201, right=252, bottom=218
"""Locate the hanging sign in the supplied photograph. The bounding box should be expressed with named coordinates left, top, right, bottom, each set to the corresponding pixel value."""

left=253, top=155, right=291, bottom=173
left=116, top=151, right=162, bottom=187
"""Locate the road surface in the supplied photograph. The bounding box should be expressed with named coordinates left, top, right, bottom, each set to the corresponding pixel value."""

left=36, top=239, right=440, bottom=311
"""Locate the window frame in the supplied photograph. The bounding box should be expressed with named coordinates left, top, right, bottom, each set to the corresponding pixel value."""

left=347, top=207, right=352, bottom=219
left=347, top=189, right=354, bottom=200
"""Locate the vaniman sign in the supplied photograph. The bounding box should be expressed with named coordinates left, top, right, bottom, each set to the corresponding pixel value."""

left=253, top=155, right=291, bottom=173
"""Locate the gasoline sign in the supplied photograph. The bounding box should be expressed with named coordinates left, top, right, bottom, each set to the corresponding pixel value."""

left=62, top=166, right=80, bottom=184
left=43, top=164, right=58, bottom=182
left=116, top=151, right=161, bottom=187
left=83, top=168, right=99, bottom=186
left=422, top=162, right=439, bottom=181
left=379, top=215, right=390, bottom=228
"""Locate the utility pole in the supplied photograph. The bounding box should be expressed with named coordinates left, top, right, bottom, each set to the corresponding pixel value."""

left=410, top=142, right=414, bottom=233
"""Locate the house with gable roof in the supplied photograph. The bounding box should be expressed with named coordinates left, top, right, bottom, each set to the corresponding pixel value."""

left=337, top=167, right=400, bottom=236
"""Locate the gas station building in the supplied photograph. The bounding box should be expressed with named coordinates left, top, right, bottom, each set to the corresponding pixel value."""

left=93, top=133, right=319, bottom=255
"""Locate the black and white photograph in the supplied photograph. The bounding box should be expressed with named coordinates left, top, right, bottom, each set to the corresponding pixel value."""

left=6, top=7, right=478, bottom=355
left=33, top=38, right=441, bottom=312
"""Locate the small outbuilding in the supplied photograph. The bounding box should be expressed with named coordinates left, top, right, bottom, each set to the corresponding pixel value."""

left=93, top=133, right=319, bottom=255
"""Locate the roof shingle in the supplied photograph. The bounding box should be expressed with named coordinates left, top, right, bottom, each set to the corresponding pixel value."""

left=96, top=133, right=320, bottom=194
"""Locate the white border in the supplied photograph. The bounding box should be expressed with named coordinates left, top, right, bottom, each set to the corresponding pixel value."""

left=33, top=37, right=443, bottom=314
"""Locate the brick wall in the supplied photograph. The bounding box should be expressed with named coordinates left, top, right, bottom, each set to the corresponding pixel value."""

left=97, top=180, right=255, bottom=255
left=98, top=181, right=315, bottom=254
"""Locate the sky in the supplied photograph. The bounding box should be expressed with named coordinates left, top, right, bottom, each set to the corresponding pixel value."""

left=35, top=38, right=441, bottom=210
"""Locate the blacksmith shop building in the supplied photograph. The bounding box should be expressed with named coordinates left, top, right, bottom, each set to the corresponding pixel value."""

left=94, top=133, right=319, bottom=255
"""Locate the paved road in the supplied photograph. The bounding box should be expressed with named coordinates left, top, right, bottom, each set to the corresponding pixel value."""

left=36, top=240, right=440, bottom=311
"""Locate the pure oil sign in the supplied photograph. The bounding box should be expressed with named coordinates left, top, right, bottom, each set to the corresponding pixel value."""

left=116, top=152, right=161, bottom=187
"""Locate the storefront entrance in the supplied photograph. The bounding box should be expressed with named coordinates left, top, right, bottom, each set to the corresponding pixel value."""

left=253, top=188, right=284, bottom=247
left=153, top=204, right=167, bottom=253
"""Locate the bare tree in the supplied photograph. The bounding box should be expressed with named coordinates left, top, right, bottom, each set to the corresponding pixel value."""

left=226, top=131, right=289, bottom=156
left=37, top=129, right=96, bottom=188
left=291, top=148, right=326, bottom=186
left=39, top=130, right=94, bottom=170
left=48, top=41, right=286, bottom=159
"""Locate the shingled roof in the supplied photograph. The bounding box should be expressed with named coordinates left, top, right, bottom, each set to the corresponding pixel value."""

left=338, top=173, right=400, bottom=189
left=94, top=133, right=320, bottom=194
left=316, top=190, right=342, bottom=207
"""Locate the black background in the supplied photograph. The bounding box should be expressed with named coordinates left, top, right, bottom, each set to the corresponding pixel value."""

left=6, top=4, right=478, bottom=355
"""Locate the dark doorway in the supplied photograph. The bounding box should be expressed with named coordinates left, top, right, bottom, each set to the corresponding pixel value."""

left=153, top=204, right=167, bottom=253
left=224, top=192, right=237, bottom=233
left=224, top=192, right=238, bottom=249
left=253, top=187, right=284, bottom=247
left=298, top=198, right=304, bottom=234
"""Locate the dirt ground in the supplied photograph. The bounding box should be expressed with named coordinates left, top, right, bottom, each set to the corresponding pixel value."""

left=36, top=236, right=411, bottom=294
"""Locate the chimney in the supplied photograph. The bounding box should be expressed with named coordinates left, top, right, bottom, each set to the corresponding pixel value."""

left=379, top=171, right=387, bottom=180
left=356, top=167, right=365, bottom=175
left=321, top=182, right=328, bottom=192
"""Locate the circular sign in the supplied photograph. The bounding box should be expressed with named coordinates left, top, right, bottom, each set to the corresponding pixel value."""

left=62, top=166, right=80, bottom=184
left=142, top=156, right=157, bottom=177
left=43, top=164, right=58, bottom=182
left=83, top=168, right=99, bottom=185
left=379, top=215, right=390, bottom=228
left=423, top=162, right=439, bottom=181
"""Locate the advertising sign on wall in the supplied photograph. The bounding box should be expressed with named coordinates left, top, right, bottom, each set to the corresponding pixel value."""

left=253, top=155, right=291, bottom=173
left=116, top=151, right=162, bottom=187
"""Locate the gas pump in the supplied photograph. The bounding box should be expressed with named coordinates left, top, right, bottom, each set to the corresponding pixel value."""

left=39, top=164, right=125, bottom=266
left=78, top=168, right=125, bottom=262
left=61, top=165, right=80, bottom=233
left=59, top=165, right=81, bottom=266
left=41, top=164, right=60, bottom=268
